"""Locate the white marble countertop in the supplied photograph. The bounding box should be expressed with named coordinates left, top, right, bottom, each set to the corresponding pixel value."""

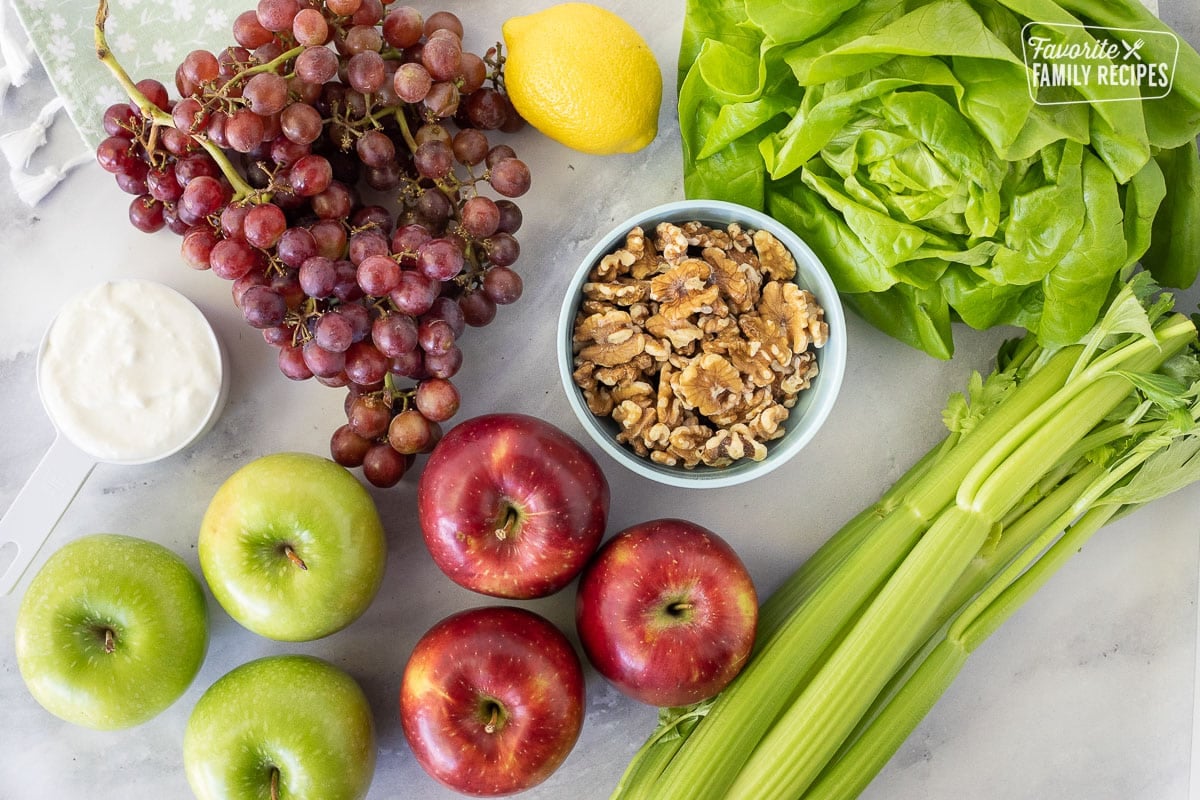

left=1, top=2, right=1199, bottom=798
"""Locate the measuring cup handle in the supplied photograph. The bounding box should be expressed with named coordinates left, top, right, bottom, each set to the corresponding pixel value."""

left=0, top=435, right=96, bottom=596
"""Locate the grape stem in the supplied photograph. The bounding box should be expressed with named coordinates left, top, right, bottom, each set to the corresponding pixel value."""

left=391, top=108, right=419, bottom=153
left=382, top=372, right=415, bottom=409
left=214, top=45, right=305, bottom=100
left=94, top=0, right=258, bottom=201
left=484, top=43, right=508, bottom=93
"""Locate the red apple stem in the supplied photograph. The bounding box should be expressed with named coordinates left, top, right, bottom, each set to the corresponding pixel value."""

left=283, top=545, right=308, bottom=571
left=103, top=628, right=115, bottom=654
left=484, top=705, right=501, bottom=734
left=667, top=602, right=693, bottom=616
left=493, top=506, right=521, bottom=542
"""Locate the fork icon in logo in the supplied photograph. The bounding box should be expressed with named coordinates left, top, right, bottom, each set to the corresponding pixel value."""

left=1122, top=38, right=1146, bottom=60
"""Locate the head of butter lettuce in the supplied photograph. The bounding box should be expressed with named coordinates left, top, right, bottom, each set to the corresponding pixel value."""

left=679, top=0, right=1200, bottom=358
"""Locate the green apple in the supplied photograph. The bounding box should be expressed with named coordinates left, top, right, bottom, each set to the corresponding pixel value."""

left=14, top=533, right=208, bottom=730
left=184, top=654, right=376, bottom=800
left=199, top=452, right=386, bottom=641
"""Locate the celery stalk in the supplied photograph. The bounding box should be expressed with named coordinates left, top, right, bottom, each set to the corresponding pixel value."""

left=960, top=315, right=1197, bottom=513
left=939, top=462, right=1106, bottom=627
left=836, top=461, right=1108, bottom=755
left=753, top=435, right=954, bottom=646
left=724, top=507, right=994, bottom=800
left=802, top=503, right=1123, bottom=800
left=800, top=636, right=971, bottom=800
left=761, top=340, right=1080, bottom=640
left=607, top=708, right=698, bottom=800
left=809, top=396, right=1200, bottom=800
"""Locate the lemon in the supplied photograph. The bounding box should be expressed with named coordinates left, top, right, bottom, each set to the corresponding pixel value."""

left=502, top=3, right=662, bottom=155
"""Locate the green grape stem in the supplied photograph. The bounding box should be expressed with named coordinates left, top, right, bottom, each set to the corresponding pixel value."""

left=214, top=45, right=305, bottom=100
left=94, top=0, right=258, bottom=201
left=382, top=372, right=416, bottom=409
left=391, top=108, right=419, bottom=153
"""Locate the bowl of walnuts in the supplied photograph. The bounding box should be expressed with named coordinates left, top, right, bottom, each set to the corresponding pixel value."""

left=557, top=199, right=848, bottom=488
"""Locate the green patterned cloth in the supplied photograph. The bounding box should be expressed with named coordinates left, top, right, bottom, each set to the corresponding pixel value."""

left=11, top=0, right=240, bottom=147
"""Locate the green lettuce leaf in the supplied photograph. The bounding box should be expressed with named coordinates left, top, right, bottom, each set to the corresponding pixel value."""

left=677, top=0, right=1200, bottom=359
left=1141, top=140, right=1200, bottom=289
left=1036, top=149, right=1127, bottom=346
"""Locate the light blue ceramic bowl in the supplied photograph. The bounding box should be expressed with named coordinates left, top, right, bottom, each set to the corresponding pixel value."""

left=557, top=199, right=848, bottom=489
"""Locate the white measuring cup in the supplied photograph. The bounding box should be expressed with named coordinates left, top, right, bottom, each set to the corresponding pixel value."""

left=0, top=279, right=229, bottom=595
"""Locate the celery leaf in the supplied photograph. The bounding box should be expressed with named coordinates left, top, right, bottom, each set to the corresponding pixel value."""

left=1100, top=435, right=1200, bottom=506
left=1113, top=370, right=1190, bottom=410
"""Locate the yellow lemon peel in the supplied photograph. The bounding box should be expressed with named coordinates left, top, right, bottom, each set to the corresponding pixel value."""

left=502, top=3, right=662, bottom=156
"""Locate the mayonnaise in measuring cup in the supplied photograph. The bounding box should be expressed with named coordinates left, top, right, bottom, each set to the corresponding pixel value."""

left=37, top=280, right=224, bottom=463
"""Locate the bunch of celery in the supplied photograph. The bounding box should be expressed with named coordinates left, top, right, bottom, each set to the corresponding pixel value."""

left=612, top=273, right=1200, bottom=800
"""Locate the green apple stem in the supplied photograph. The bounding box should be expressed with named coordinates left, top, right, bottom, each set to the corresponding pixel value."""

left=283, top=545, right=308, bottom=571
left=103, top=627, right=115, bottom=654
left=269, top=766, right=280, bottom=800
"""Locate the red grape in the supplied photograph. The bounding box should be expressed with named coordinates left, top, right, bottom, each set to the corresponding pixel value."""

left=416, top=238, right=464, bottom=281
left=362, top=443, right=407, bottom=487
left=233, top=10, right=274, bottom=48
left=389, top=271, right=438, bottom=315
left=279, top=344, right=314, bottom=380
left=388, top=408, right=433, bottom=454
left=483, top=266, right=523, bottom=304
left=461, top=195, right=500, bottom=237
left=296, top=45, right=339, bottom=84
left=128, top=195, right=165, bottom=232
left=344, top=341, right=389, bottom=386
left=315, top=310, right=355, bottom=353
left=181, top=225, right=220, bottom=269
left=244, top=73, right=289, bottom=115
left=423, top=10, right=463, bottom=39
left=210, top=238, right=261, bottom=280
left=331, top=424, right=372, bottom=467
left=414, top=377, right=459, bottom=422
left=348, top=396, right=392, bottom=439
left=372, top=313, right=418, bottom=357
left=289, top=154, right=333, bottom=196
left=292, top=8, right=329, bottom=46
left=240, top=285, right=288, bottom=328
left=382, top=6, right=423, bottom=48
left=256, top=0, right=299, bottom=33
left=244, top=202, right=288, bottom=248
left=459, top=290, right=497, bottom=327
left=303, top=340, right=346, bottom=378
left=489, top=158, right=531, bottom=197
left=299, top=256, right=338, bottom=297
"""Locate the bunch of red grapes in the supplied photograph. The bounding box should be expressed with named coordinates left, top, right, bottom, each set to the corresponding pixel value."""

left=95, top=0, right=529, bottom=488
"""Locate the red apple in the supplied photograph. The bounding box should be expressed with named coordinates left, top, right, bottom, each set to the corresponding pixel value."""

left=400, top=606, right=585, bottom=796
left=575, top=518, right=758, bottom=707
left=417, top=413, right=609, bottom=598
